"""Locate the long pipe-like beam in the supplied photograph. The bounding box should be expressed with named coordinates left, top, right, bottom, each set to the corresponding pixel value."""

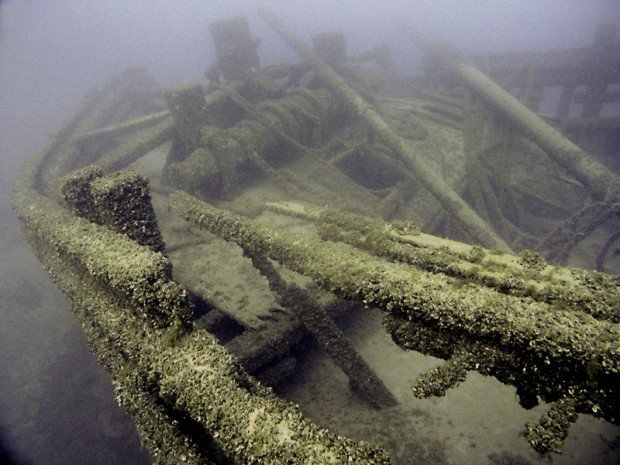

left=257, top=7, right=511, bottom=252
left=416, top=37, right=620, bottom=205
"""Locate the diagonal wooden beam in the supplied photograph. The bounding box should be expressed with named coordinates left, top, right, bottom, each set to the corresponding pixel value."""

left=258, top=6, right=511, bottom=252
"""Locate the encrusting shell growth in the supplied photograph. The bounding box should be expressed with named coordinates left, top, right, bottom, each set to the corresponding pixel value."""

left=10, top=7, right=620, bottom=463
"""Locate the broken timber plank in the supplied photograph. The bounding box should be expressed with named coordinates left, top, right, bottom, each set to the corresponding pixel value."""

left=243, top=248, right=398, bottom=408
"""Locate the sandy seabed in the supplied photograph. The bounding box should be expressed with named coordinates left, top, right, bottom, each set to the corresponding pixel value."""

left=276, top=304, right=620, bottom=465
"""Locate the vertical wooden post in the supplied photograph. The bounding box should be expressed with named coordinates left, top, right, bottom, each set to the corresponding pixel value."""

left=581, top=23, right=617, bottom=118
left=165, top=85, right=210, bottom=164
left=522, top=64, right=544, bottom=112
left=90, top=171, right=167, bottom=253
left=556, top=84, right=575, bottom=118
left=208, top=16, right=261, bottom=81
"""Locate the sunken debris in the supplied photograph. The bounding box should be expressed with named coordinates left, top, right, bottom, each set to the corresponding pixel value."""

left=11, top=8, right=620, bottom=463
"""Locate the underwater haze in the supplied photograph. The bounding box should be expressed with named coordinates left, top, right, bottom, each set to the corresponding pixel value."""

left=1, top=1, right=620, bottom=464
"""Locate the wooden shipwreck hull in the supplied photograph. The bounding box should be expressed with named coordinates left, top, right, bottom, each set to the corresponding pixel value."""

left=11, top=10, right=620, bottom=464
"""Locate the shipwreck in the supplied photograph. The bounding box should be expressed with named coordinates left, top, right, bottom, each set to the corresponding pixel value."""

left=12, top=8, right=620, bottom=465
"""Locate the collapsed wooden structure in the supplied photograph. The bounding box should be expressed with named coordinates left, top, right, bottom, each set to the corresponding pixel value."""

left=12, top=9, right=619, bottom=464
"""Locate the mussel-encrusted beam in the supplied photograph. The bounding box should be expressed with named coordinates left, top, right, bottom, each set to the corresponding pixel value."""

left=13, top=158, right=392, bottom=463
left=525, top=398, right=578, bottom=455
left=21, top=214, right=212, bottom=464
left=382, top=312, right=592, bottom=455
left=411, top=349, right=473, bottom=398
left=170, top=190, right=620, bottom=393
left=97, top=119, right=174, bottom=173
left=264, top=201, right=620, bottom=323
left=257, top=6, right=510, bottom=252
left=71, top=110, right=170, bottom=146
left=538, top=201, right=617, bottom=264
left=15, top=183, right=190, bottom=330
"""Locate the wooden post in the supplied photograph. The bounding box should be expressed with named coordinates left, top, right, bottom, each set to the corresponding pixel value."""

left=521, top=63, right=544, bottom=112
left=556, top=84, right=575, bottom=118
left=581, top=23, right=617, bottom=118
left=90, top=171, right=166, bottom=253
left=312, top=30, right=348, bottom=66
left=165, top=85, right=210, bottom=163
left=208, top=16, right=261, bottom=81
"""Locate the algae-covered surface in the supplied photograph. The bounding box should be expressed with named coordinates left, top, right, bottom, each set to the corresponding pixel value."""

left=3, top=5, right=620, bottom=462
left=0, top=189, right=150, bottom=465
left=139, top=147, right=619, bottom=464
left=3, top=119, right=619, bottom=463
left=279, top=306, right=620, bottom=465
